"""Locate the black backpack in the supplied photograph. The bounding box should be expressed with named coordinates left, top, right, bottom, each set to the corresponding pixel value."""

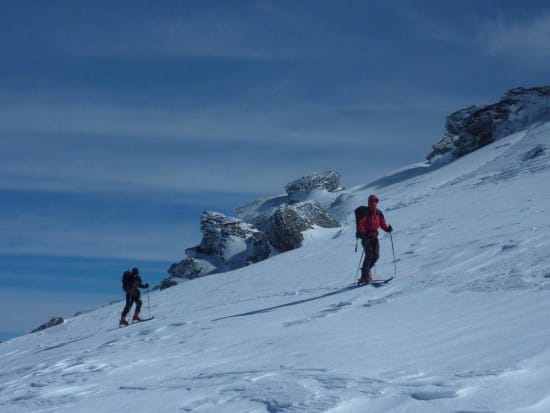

left=354, top=206, right=370, bottom=235
left=121, top=270, right=133, bottom=292
left=354, top=206, right=383, bottom=238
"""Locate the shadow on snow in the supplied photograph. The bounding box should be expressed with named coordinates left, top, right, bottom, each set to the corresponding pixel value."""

left=213, top=284, right=361, bottom=321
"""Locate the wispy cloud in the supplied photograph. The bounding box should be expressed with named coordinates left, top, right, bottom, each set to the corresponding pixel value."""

left=478, top=14, right=550, bottom=58
left=0, top=93, right=378, bottom=145
left=381, top=3, right=550, bottom=62
left=0, top=88, right=445, bottom=195
left=51, top=3, right=365, bottom=61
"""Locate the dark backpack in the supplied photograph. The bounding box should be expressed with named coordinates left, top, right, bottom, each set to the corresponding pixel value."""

left=354, top=206, right=382, bottom=238
left=122, top=270, right=133, bottom=292
left=354, top=206, right=370, bottom=235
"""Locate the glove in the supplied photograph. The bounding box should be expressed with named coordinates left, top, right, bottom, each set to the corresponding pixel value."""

left=143, top=283, right=149, bottom=289
left=355, top=231, right=361, bottom=239
left=387, top=225, right=393, bottom=233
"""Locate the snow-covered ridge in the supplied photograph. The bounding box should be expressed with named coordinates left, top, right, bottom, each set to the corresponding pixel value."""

left=165, top=85, right=550, bottom=288
left=2, top=119, right=550, bottom=412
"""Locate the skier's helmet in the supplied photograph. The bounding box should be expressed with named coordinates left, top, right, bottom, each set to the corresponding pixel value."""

left=131, top=267, right=139, bottom=275
left=368, top=194, right=379, bottom=203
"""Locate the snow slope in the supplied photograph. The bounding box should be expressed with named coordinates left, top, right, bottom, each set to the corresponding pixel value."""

left=1, top=121, right=550, bottom=412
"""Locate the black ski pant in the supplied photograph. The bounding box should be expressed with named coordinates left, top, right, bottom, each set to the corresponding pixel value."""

left=122, top=288, right=142, bottom=317
left=361, top=236, right=380, bottom=277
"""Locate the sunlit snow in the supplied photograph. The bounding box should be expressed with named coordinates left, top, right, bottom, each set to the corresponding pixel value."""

left=1, top=122, right=550, bottom=412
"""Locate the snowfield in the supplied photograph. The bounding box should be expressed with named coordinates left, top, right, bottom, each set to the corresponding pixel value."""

left=1, top=121, right=550, bottom=412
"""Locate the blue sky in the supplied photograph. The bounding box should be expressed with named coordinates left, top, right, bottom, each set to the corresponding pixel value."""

left=1, top=0, right=549, bottom=340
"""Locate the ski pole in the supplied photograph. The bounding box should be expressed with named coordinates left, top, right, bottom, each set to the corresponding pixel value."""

left=354, top=250, right=364, bottom=283
left=146, top=288, right=151, bottom=318
left=355, top=239, right=358, bottom=253
left=390, top=232, right=397, bottom=279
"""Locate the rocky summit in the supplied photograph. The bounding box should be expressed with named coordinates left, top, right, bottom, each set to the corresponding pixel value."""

left=427, top=86, right=550, bottom=162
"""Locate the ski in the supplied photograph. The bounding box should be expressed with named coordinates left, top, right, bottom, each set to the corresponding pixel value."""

left=355, top=276, right=394, bottom=287
left=132, top=316, right=154, bottom=324
left=119, top=316, right=155, bottom=328
left=371, top=276, right=394, bottom=284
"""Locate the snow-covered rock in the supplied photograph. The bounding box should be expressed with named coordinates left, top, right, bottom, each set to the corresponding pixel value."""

left=267, top=201, right=340, bottom=252
left=192, top=211, right=268, bottom=263
left=236, top=171, right=343, bottom=245
left=236, top=171, right=343, bottom=223
left=164, top=173, right=342, bottom=287
left=428, top=86, right=550, bottom=162
left=164, top=211, right=270, bottom=285
left=284, top=170, right=342, bottom=203
left=30, top=316, right=64, bottom=333
left=165, top=257, right=216, bottom=283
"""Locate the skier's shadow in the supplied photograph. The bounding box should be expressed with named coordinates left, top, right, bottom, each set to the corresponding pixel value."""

left=213, top=284, right=359, bottom=321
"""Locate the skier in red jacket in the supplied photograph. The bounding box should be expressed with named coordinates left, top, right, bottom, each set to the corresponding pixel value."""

left=355, top=194, right=393, bottom=284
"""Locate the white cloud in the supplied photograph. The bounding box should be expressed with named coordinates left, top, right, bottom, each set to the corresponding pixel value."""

left=479, top=14, right=550, bottom=58
left=0, top=88, right=446, bottom=195
left=0, top=94, right=365, bottom=145
left=55, top=5, right=364, bottom=61
left=381, top=4, right=550, bottom=62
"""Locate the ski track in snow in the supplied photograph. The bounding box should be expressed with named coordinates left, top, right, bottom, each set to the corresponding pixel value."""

left=2, top=122, right=550, bottom=412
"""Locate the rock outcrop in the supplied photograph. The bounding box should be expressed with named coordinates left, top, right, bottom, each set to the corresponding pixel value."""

left=237, top=171, right=342, bottom=252
left=189, top=211, right=269, bottom=267
left=167, top=256, right=216, bottom=282
left=31, top=316, right=64, bottom=333
left=285, top=170, right=341, bottom=203
left=267, top=201, right=340, bottom=252
left=163, top=211, right=270, bottom=288
left=162, top=171, right=342, bottom=287
left=428, top=87, right=550, bottom=162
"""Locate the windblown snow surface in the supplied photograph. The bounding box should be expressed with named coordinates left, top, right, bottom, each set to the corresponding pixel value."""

left=2, top=122, right=550, bottom=412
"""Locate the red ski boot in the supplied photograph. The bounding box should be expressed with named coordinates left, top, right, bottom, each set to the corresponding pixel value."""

left=119, top=316, right=129, bottom=327
left=132, top=312, right=141, bottom=322
left=358, top=272, right=373, bottom=285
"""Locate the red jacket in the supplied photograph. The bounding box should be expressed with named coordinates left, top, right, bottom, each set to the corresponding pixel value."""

left=356, top=205, right=390, bottom=238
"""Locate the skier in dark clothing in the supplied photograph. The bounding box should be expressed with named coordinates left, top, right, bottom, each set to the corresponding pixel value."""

left=120, top=267, right=149, bottom=326
left=355, top=194, right=393, bottom=284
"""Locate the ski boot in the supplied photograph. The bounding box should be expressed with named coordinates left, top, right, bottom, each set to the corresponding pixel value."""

left=119, top=316, right=129, bottom=327
left=132, top=312, right=141, bottom=322
left=358, top=272, right=373, bottom=285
